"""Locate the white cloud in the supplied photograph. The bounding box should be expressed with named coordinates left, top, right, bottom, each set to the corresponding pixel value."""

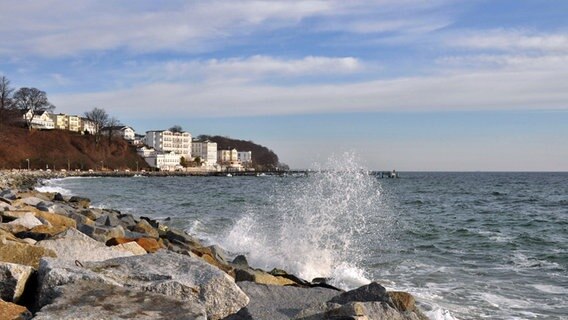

left=448, top=29, right=568, bottom=53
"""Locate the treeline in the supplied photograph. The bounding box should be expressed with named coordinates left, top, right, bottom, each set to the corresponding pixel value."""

left=198, top=135, right=288, bottom=170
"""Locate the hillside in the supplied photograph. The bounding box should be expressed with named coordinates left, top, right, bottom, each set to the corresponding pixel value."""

left=0, top=125, right=149, bottom=171
left=198, top=135, right=286, bottom=170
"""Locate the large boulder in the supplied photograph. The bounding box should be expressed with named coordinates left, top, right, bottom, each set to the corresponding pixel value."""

left=329, top=281, right=390, bottom=305
left=34, top=211, right=76, bottom=229
left=33, top=281, right=206, bottom=320
left=6, top=212, right=43, bottom=229
left=0, top=262, right=33, bottom=302
left=0, top=241, right=57, bottom=268
left=37, top=250, right=249, bottom=320
left=68, top=196, right=90, bottom=209
left=226, top=281, right=341, bottom=320
left=296, top=301, right=424, bottom=320
left=130, top=219, right=159, bottom=238
left=36, top=228, right=134, bottom=263
left=0, top=299, right=33, bottom=320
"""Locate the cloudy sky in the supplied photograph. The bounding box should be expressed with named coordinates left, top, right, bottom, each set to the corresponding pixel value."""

left=1, top=0, right=567, bottom=170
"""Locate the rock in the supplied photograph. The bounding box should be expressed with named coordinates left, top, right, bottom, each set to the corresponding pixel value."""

left=0, top=299, right=33, bottom=320
left=80, top=208, right=101, bottom=221
left=0, top=223, right=28, bottom=236
left=107, top=237, right=165, bottom=253
left=20, top=238, right=36, bottom=245
left=0, top=228, right=20, bottom=243
left=118, top=213, right=137, bottom=228
left=227, top=281, right=340, bottom=320
left=0, top=202, right=15, bottom=212
left=131, top=218, right=159, bottom=238
left=0, top=241, right=57, bottom=268
left=191, top=246, right=234, bottom=275
left=0, top=262, right=34, bottom=302
left=36, top=228, right=134, bottom=263
left=66, top=211, right=94, bottom=227
left=7, top=212, right=43, bottom=229
left=115, top=241, right=147, bottom=255
left=20, top=196, right=46, bottom=207
left=33, top=281, right=206, bottom=320
left=235, top=268, right=296, bottom=286
left=0, top=189, right=18, bottom=200
left=38, top=250, right=249, bottom=320
left=232, top=255, right=249, bottom=268
left=96, top=214, right=121, bottom=227
left=15, top=225, right=68, bottom=241
left=166, top=228, right=202, bottom=247
left=140, top=216, right=160, bottom=228
left=388, top=291, right=416, bottom=312
left=52, top=193, right=65, bottom=202
left=68, top=196, right=90, bottom=208
left=329, top=282, right=389, bottom=305
left=34, top=211, right=76, bottom=229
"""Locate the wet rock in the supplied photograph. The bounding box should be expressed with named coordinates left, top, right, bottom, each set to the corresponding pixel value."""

left=68, top=196, right=90, bottom=208
left=227, top=282, right=340, bottom=320
left=36, top=228, right=134, bottom=263
left=329, top=282, right=389, bottom=305
left=0, top=262, right=33, bottom=302
left=33, top=281, right=206, bottom=320
left=0, top=299, right=33, bottom=320
left=131, top=218, right=159, bottom=238
left=0, top=241, right=57, bottom=268
left=232, top=255, right=249, bottom=268
left=388, top=291, right=416, bottom=312
left=166, top=228, right=202, bottom=247
left=7, top=212, right=43, bottom=229
left=52, top=193, right=65, bottom=202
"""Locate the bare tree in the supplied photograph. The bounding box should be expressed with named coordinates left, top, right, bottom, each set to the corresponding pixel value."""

left=106, top=116, right=122, bottom=145
left=13, top=87, right=55, bottom=130
left=84, top=107, right=109, bottom=145
left=0, top=75, right=14, bottom=127
left=169, top=125, right=183, bottom=133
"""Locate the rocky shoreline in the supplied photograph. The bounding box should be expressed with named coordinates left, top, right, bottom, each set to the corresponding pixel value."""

left=1, top=170, right=429, bottom=320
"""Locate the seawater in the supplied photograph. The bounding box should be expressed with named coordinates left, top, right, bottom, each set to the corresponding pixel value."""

left=38, top=162, right=568, bottom=319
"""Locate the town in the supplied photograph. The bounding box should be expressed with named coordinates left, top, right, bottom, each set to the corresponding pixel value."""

left=22, top=109, right=253, bottom=172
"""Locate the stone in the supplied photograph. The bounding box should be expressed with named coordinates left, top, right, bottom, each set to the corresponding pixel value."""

left=0, top=262, right=34, bottom=302
left=33, top=281, right=206, bottom=320
left=68, top=196, right=90, bottom=208
left=0, top=202, right=16, bottom=212
left=329, top=281, right=389, bottom=305
left=118, top=213, right=137, bottom=228
left=80, top=208, right=101, bottom=221
left=232, top=255, right=249, bottom=268
left=115, top=241, right=147, bottom=255
left=66, top=211, right=94, bottom=227
left=15, top=225, right=68, bottom=241
left=52, top=193, right=65, bottom=201
left=235, top=268, right=296, bottom=286
left=131, top=218, right=159, bottom=238
left=135, top=237, right=164, bottom=253
left=0, top=241, right=57, bottom=268
left=96, top=214, right=121, bottom=227
left=227, top=281, right=340, bottom=320
left=7, top=212, right=43, bottom=229
left=0, top=189, right=18, bottom=200
left=38, top=250, right=249, bottom=320
left=36, top=228, right=134, bottom=263
left=191, top=246, right=234, bottom=275
left=34, top=211, right=76, bottom=229
left=0, top=299, right=33, bottom=320
left=166, top=228, right=202, bottom=247
left=388, top=291, right=416, bottom=312
left=0, top=228, right=20, bottom=243
left=20, top=196, right=46, bottom=207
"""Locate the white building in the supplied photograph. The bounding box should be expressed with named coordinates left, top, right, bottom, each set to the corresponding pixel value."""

left=80, top=118, right=97, bottom=135
left=143, top=151, right=181, bottom=171
left=137, top=146, right=156, bottom=157
left=23, top=110, right=55, bottom=130
left=145, top=130, right=191, bottom=157
left=238, top=151, right=252, bottom=164
left=192, top=140, right=218, bottom=166
left=218, top=149, right=238, bottom=163
left=102, top=126, right=136, bottom=141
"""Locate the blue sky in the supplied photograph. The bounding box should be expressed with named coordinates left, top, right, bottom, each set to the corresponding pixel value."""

left=1, top=0, right=567, bottom=170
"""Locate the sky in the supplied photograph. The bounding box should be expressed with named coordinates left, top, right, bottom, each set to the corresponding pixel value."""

left=1, top=0, right=567, bottom=170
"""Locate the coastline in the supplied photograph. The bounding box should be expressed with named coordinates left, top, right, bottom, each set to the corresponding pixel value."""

left=0, top=170, right=430, bottom=319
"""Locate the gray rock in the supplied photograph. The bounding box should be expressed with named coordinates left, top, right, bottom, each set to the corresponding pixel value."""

left=34, top=281, right=207, bottom=320
left=0, top=261, right=34, bottom=302
left=7, top=212, right=43, bottom=229
left=166, top=228, right=201, bottom=247
left=68, top=196, right=91, bottom=208
left=96, top=214, right=121, bottom=227
left=37, top=250, right=248, bottom=320
left=0, top=189, right=17, bottom=200
left=36, top=228, right=134, bottom=263
left=329, top=282, right=389, bottom=305
left=52, top=193, right=65, bottom=201
left=21, top=196, right=47, bottom=207
left=232, top=255, right=249, bottom=268
left=80, top=208, right=102, bottom=221
left=118, top=213, right=137, bottom=228
left=0, top=201, right=16, bottom=211
left=226, top=281, right=340, bottom=320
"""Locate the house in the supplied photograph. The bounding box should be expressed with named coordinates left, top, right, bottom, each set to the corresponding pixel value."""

left=145, top=130, right=191, bottom=157
left=50, top=113, right=68, bottom=130
left=67, top=115, right=81, bottom=132
left=101, top=126, right=136, bottom=141
left=137, top=146, right=156, bottom=157
left=22, top=110, right=55, bottom=130
left=218, top=149, right=238, bottom=163
left=143, top=151, right=181, bottom=171
left=238, top=151, right=252, bottom=164
left=191, top=140, right=218, bottom=166
left=80, top=118, right=97, bottom=135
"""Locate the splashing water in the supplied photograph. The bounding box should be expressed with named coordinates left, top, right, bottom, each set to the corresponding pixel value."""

left=220, top=152, right=390, bottom=289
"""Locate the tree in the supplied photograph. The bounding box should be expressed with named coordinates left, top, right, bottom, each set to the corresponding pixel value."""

left=106, top=116, right=122, bottom=145
left=169, top=125, right=183, bottom=133
left=84, top=107, right=109, bottom=145
left=13, top=87, right=55, bottom=130
left=0, top=75, right=14, bottom=127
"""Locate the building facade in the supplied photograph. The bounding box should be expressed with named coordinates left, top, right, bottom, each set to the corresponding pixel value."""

left=238, top=151, right=252, bottom=164
left=102, top=126, right=136, bottom=141
left=145, top=130, right=191, bottom=157
left=80, top=118, right=97, bottom=135
left=191, top=140, right=218, bottom=166
left=218, top=149, right=238, bottom=163
left=23, top=110, right=55, bottom=130
left=143, top=152, right=181, bottom=171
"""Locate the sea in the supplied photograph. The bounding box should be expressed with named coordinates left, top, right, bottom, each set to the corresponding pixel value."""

left=36, top=155, right=568, bottom=320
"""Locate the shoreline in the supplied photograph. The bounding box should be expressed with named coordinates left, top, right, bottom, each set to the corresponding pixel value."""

left=0, top=170, right=430, bottom=319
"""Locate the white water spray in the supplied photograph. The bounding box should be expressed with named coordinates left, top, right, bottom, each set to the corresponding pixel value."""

left=221, top=152, right=390, bottom=289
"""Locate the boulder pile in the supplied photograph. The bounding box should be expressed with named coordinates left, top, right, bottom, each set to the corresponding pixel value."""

left=0, top=171, right=429, bottom=319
